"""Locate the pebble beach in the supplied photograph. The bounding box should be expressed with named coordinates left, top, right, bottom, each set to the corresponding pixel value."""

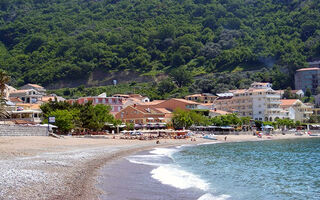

left=0, top=134, right=316, bottom=200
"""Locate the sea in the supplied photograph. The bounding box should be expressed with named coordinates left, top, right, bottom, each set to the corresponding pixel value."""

left=98, top=138, right=320, bottom=200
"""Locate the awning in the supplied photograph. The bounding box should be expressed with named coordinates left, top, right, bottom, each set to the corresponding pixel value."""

left=147, top=117, right=154, bottom=120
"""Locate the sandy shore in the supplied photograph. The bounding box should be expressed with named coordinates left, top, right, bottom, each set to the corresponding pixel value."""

left=0, top=134, right=316, bottom=200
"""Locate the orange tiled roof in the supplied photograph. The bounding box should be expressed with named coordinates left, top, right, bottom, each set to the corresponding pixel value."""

left=27, top=84, right=44, bottom=89
left=280, top=99, right=299, bottom=106
left=16, top=103, right=41, bottom=110
left=10, top=89, right=31, bottom=94
left=172, top=98, right=200, bottom=104
left=252, top=82, right=270, bottom=86
left=9, top=97, right=23, bottom=102
left=185, top=94, right=202, bottom=97
left=154, top=108, right=172, bottom=114
left=142, top=100, right=166, bottom=105
left=296, top=67, right=320, bottom=72
left=42, top=96, right=55, bottom=102
left=210, top=110, right=231, bottom=115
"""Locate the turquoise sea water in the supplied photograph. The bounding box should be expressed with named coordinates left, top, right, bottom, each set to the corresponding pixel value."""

left=102, top=138, right=320, bottom=200
left=172, top=138, right=320, bottom=200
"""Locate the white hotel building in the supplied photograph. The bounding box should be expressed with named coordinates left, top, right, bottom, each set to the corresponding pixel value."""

left=215, top=82, right=284, bottom=121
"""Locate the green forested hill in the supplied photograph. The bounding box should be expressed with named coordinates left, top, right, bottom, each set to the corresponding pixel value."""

left=0, top=0, right=320, bottom=88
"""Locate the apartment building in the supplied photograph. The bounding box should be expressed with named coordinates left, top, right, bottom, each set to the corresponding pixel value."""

left=20, top=83, right=46, bottom=95
left=280, top=99, right=313, bottom=122
left=9, top=89, right=43, bottom=104
left=185, top=93, right=217, bottom=103
left=295, top=67, right=320, bottom=94
left=115, top=104, right=172, bottom=126
left=214, top=82, right=283, bottom=121
left=67, top=96, right=124, bottom=114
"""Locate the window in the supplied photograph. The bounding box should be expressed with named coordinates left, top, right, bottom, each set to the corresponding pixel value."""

left=259, top=111, right=262, bottom=114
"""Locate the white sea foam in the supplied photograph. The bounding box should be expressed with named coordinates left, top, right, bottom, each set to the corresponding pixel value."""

left=197, top=141, right=222, bottom=146
left=150, top=165, right=209, bottom=191
left=149, top=147, right=179, bottom=159
left=126, top=155, right=163, bottom=166
left=126, top=147, right=179, bottom=166
left=197, top=193, right=231, bottom=200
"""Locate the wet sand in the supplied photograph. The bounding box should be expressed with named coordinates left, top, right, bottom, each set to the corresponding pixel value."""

left=0, top=134, right=315, bottom=200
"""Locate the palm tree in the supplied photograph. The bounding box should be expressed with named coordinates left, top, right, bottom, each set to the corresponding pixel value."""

left=0, top=70, right=10, bottom=119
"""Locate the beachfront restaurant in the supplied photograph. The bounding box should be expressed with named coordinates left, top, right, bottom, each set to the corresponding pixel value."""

left=134, top=122, right=167, bottom=130
left=8, top=110, right=42, bottom=124
left=190, top=126, right=235, bottom=135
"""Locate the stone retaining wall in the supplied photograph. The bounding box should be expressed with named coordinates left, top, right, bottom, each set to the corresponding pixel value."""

left=0, top=125, right=48, bottom=136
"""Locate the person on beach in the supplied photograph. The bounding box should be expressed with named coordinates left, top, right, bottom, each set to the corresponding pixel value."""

left=224, top=136, right=227, bottom=141
left=156, top=140, right=160, bottom=144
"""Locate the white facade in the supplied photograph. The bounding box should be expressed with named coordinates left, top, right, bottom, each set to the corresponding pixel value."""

left=215, top=83, right=284, bottom=121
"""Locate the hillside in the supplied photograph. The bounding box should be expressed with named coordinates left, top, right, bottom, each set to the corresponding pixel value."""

left=0, top=0, right=320, bottom=89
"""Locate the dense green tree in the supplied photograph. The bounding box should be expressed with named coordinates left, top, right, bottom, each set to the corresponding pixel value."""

left=170, top=66, right=193, bottom=88
left=0, top=0, right=319, bottom=89
left=306, top=88, right=312, bottom=97
left=157, top=78, right=176, bottom=95
left=47, top=109, right=76, bottom=133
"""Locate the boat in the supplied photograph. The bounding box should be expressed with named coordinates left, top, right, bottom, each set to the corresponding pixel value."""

left=309, top=133, right=320, bottom=136
left=203, top=134, right=217, bottom=140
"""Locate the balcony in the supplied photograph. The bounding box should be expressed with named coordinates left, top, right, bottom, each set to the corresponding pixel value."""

left=266, top=107, right=282, bottom=111
left=266, top=94, right=280, bottom=98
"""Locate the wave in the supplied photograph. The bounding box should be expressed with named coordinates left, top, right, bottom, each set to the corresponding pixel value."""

left=127, top=146, right=231, bottom=199
left=125, top=155, right=164, bottom=166
left=149, top=147, right=180, bottom=159
left=197, top=193, right=231, bottom=200
left=151, top=165, right=210, bottom=191
left=126, top=147, right=179, bottom=166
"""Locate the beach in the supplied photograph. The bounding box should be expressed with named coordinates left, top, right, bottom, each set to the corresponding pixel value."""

left=0, top=134, right=316, bottom=200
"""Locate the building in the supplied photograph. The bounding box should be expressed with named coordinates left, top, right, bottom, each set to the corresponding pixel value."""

left=114, top=94, right=151, bottom=108
left=209, top=109, right=231, bottom=118
left=3, top=85, right=17, bottom=100
left=7, top=103, right=42, bottom=123
left=20, top=83, right=46, bottom=95
left=280, top=99, right=313, bottom=122
left=67, top=96, right=124, bottom=114
left=185, top=93, right=217, bottom=103
left=115, top=104, right=172, bottom=127
left=308, top=60, right=320, bottom=68
left=315, top=94, right=320, bottom=107
left=153, top=98, right=201, bottom=111
left=295, top=68, right=320, bottom=94
left=277, top=89, right=304, bottom=99
left=41, top=95, right=65, bottom=103
left=215, top=82, right=284, bottom=121
left=9, top=89, right=43, bottom=104
left=113, top=94, right=150, bottom=103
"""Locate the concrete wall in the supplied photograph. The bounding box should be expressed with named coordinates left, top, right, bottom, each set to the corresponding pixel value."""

left=0, top=125, right=48, bottom=136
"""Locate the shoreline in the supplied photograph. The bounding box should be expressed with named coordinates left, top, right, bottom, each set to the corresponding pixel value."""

left=0, top=134, right=317, bottom=200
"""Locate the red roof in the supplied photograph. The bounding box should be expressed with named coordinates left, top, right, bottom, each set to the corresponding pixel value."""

left=280, top=99, right=299, bottom=106
left=296, top=68, right=320, bottom=72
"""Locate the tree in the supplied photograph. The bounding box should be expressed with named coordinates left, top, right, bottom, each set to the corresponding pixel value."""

left=170, top=66, right=193, bottom=87
left=305, top=88, right=312, bottom=98
left=47, top=109, right=75, bottom=133
left=157, top=79, right=176, bottom=95
left=93, top=104, right=114, bottom=130
left=283, top=87, right=292, bottom=99
left=172, top=109, right=193, bottom=129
